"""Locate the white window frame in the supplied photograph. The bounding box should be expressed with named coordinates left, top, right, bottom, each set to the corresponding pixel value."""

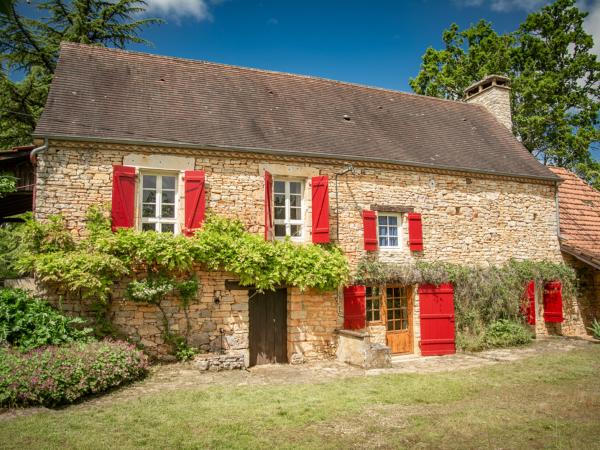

left=273, top=178, right=304, bottom=242
left=377, top=212, right=403, bottom=249
left=138, top=171, right=180, bottom=234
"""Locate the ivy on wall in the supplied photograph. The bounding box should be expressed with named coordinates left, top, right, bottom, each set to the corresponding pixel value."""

left=355, top=256, right=578, bottom=351
left=4, top=205, right=350, bottom=358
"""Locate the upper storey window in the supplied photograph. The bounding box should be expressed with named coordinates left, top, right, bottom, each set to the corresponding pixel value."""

left=273, top=179, right=304, bottom=241
left=378, top=213, right=401, bottom=248
left=140, top=172, right=178, bottom=233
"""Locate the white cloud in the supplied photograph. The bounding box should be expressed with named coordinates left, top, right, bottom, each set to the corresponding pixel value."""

left=144, top=0, right=213, bottom=21
left=579, top=0, right=600, bottom=56
left=453, top=0, right=548, bottom=12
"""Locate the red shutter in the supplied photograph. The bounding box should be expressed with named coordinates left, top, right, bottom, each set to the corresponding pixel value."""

left=362, top=210, right=377, bottom=251
left=543, top=281, right=564, bottom=323
left=264, top=170, right=273, bottom=241
left=408, top=212, right=423, bottom=251
left=343, top=285, right=366, bottom=329
left=111, top=165, right=136, bottom=231
left=418, top=283, right=455, bottom=356
left=311, top=175, right=330, bottom=243
left=183, top=170, right=206, bottom=236
left=522, top=280, right=536, bottom=325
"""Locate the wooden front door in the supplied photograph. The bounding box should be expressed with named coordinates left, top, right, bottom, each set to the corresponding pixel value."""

left=384, top=286, right=413, bottom=354
left=249, top=288, right=288, bottom=366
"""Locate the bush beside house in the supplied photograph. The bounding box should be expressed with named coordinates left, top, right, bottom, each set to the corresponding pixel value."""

left=0, top=287, right=149, bottom=407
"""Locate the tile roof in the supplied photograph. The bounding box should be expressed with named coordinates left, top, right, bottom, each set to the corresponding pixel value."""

left=549, top=167, right=600, bottom=266
left=34, top=42, right=558, bottom=181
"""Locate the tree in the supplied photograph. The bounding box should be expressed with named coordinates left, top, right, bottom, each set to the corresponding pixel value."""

left=410, top=0, right=600, bottom=188
left=0, top=0, right=162, bottom=148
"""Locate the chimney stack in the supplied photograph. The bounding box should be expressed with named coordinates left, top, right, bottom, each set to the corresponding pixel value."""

left=464, top=75, right=512, bottom=131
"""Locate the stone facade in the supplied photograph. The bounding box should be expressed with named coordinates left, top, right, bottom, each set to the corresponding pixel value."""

left=33, top=139, right=568, bottom=361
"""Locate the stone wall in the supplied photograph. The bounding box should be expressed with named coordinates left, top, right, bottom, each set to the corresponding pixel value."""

left=33, top=139, right=565, bottom=359
left=560, top=253, right=600, bottom=336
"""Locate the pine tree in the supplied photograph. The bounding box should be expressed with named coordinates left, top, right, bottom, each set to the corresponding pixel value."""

left=0, top=0, right=162, bottom=148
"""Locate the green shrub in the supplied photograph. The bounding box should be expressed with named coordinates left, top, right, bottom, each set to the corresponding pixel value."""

left=588, top=318, right=600, bottom=340
left=483, top=320, right=534, bottom=349
left=0, top=288, right=93, bottom=351
left=0, top=340, right=149, bottom=407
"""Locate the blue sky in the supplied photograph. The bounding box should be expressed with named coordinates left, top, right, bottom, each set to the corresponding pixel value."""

left=131, top=0, right=600, bottom=92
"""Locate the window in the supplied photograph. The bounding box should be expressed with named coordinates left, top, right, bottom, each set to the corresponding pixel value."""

left=273, top=180, right=303, bottom=240
left=378, top=213, right=401, bottom=248
left=140, top=172, right=178, bottom=233
left=386, top=286, right=409, bottom=331
left=366, top=286, right=381, bottom=322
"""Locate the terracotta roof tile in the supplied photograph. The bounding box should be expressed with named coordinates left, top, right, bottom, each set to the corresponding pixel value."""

left=549, top=167, right=600, bottom=262
left=35, top=42, right=558, bottom=181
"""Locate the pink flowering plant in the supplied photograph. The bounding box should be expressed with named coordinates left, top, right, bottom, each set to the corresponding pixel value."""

left=0, top=340, right=149, bottom=407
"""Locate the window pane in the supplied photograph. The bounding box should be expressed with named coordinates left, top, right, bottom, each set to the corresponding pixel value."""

left=289, top=182, right=301, bottom=194
left=388, top=226, right=398, bottom=237
left=161, top=223, right=175, bottom=233
left=366, top=287, right=373, bottom=297
left=274, top=194, right=285, bottom=207
left=162, top=205, right=175, bottom=218
left=291, top=225, right=302, bottom=237
left=143, top=190, right=156, bottom=203
left=143, top=175, right=156, bottom=189
left=290, top=207, right=301, bottom=220
left=379, top=226, right=387, bottom=236
left=389, top=237, right=398, bottom=247
left=387, top=309, right=393, bottom=320
left=274, top=224, right=286, bottom=237
left=395, top=320, right=401, bottom=330
left=290, top=194, right=301, bottom=207
left=388, top=216, right=397, bottom=226
left=274, top=207, right=285, bottom=219
left=378, top=216, right=387, bottom=225
left=142, top=204, right=155, bottom=218
left=374, top=310, right=380, bottom=321
left=162, top=176, right=176, bottom=190
left=162, top=191, right=175, bottom=204
left=274, top=181, right=285, bottom=193
left=142, top=223, right=156, bottom=231
left=379, top=237, right=388, bottom=247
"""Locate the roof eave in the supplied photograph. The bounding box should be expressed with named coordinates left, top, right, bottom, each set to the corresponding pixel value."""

left=32, top=132, right=561, bottom=183
left=560, top=243, right=600, bottom=270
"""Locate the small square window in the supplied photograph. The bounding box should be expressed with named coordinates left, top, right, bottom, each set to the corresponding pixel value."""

left=378, top=213, right=402, bottom=248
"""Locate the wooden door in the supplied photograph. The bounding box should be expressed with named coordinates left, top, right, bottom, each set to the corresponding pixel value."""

left=249, top=288, right=288, bottom=366
left=384, top=286, right=413, bottom=354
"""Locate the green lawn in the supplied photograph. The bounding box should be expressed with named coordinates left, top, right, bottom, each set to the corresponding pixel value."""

left=1, top=346, right=599, bottom=449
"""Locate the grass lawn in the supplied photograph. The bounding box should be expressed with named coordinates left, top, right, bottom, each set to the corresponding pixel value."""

left=1, top=345, right=599, bottom=449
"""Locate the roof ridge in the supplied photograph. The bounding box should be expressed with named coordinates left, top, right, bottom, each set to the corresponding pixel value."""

left=59, top=42, right=472, bottom=108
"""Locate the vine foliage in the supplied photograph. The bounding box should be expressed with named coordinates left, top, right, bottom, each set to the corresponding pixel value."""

left=8, top=205, right=350, bottom=357
left=355, top=256, right=577, bottom=351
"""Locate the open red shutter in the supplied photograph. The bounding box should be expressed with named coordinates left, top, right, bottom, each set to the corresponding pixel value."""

left=523, top=280, right=536, bottom=325
left=362, top=210, right=377, bottom=251
left=408, top=212, right=423, bottom=251
left=343, top=285, right=366, bottom=329
left=111, top=165, right=136, bottom=231
left=311, top=175, right=330, bottom=243
left=543, top=281, right=564, bottom=323
left=264, top=170, right=273, bottom=241
left=183, top=170, right=206, bottom=236
left=418, top=283, right=455, bottom=356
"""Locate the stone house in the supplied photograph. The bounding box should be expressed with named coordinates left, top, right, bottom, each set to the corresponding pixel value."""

left=28, top=42, right=581, bottom=365
left=548, top=167, right=600, bottom=335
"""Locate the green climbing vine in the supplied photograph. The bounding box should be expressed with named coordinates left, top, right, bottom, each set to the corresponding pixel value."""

left=7, top=204, right=350, bottom=358
left=355, top=256, right=578, bottom=351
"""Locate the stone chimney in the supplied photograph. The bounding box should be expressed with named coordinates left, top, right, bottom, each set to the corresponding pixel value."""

left=463, top=75, right=512, bottom=131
